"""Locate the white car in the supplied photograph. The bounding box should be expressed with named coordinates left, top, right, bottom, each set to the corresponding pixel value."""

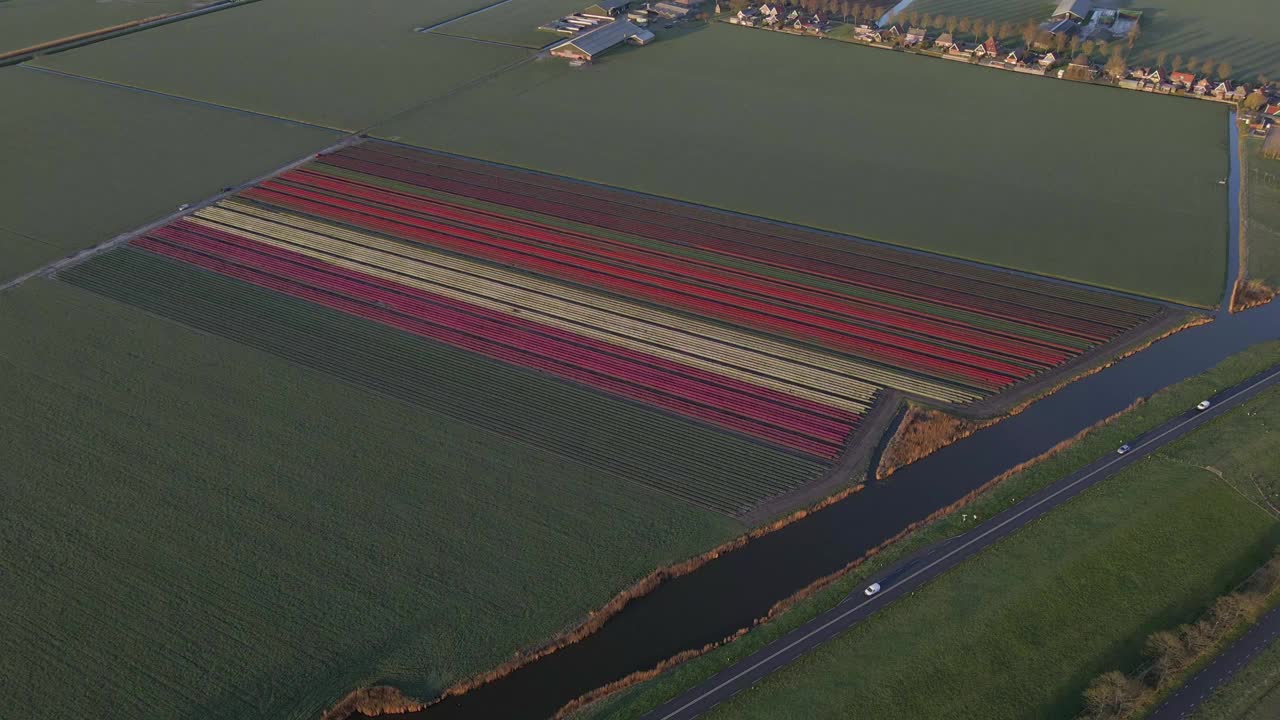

left=1197, top=400, right=1211, bottom=411
left=1117, top=444, right=1132, bottom=455
left=864, top=582, right=882, bottom=597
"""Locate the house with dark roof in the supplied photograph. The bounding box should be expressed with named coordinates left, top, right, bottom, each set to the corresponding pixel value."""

left=1051, top=0, right=1092, bottom=21
left=550, top=19, right=653, bottom=61
left=1043, top=17, right=1077, bottom=37
left=974, top=36, right=999, bottom=59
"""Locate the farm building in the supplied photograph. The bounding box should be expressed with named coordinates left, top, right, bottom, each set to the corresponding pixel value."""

left=1264, top=127, right=1280, bottom=159
left=549, top=19, right=653, bottom=61
left=1052, top=0, right=1091, bottom=21
left=582, top=0, right=632, bottom=19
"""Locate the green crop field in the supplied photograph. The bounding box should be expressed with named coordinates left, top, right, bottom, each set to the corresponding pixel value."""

left=1242, top=136, right=1280, bottom=289
left=433, top=0, right=589, bottom=48
left=681, top=388, right=1280, bottom=720
left=1189, top=635, right=1280, bottom=720
left=374, top=23, right=1229, bottom=306
left=0, top=67, right=339, bottom=283
left=0, top=277, right=741, bottom=720
left=31, top=0, right=531, bottom=130
left=896, top=0, right=1050, bottom=26
left=0, top=0, right=197, bottom=55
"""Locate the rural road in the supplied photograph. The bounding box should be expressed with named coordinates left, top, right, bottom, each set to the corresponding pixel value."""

left=1147, top=603, right=1280, bottom=720
left=640, top=365, right=1280, bottom=720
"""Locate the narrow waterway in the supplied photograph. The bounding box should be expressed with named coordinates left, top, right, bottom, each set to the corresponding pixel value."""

left=402, top=116, right=1278, bottom=720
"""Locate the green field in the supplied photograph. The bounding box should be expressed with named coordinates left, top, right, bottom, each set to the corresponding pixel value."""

left=0, top=0, right=197, bottom=55
left=433, top=0, right=589, bottom=48
left=635, top=389, right=1280, bottom=720
left=575, top=340, right=1280, bottom=720
left=1128, top=0, right=1280, bottom=84
left=374, top=23, right=1229, bottom=306
left=894, top=0, right=1050, bottom=26
left=0, top=277, right=741, bottom=720
left=32, top=0, right=531, bottom=130
left=1242, top=136, right=1280, bottom=289
left=0, top=67, right=339, bottom=283
left=1189, top=636, right=1280, bottom=720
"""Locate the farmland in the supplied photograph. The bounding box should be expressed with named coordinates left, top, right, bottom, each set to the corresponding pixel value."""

left=433, top=0, right=589, bottom=48
left=897, top=0, right=1050, bottom=26
left=374, top=23, right=1230, bottom=306
left=73, top=140, right=1167, bottom=478
left=0, top=277, right=740, bottom=720
left=0, top=67, right=340, bottom=283
left=0, top=0, right=196, bottom=55
left=649, top=387, right=1280, bottom=720
left=31, top=0, right=531, bottom=129
left=1242, top=136, right=1280, bottom=290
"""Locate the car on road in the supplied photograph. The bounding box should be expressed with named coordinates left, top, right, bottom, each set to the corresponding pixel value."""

left=1197, top=400, right=1212, bottom=411
left=864, top=582, right=881, bottom=597
left=177, top=203, right=190, bottom=211
left=1117, top=444, right=1132, bottom=455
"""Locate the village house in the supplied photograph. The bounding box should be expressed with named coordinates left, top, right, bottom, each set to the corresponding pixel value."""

left=1063, top=55, right=1097, bottom=80
left=853, top=23, right=883, bottom=42
left=932, top=32, right=959, bottom=52
left=1038, top=51, right=1060, bottom=68
left=1145, top=68, right=1164, bottom=85
left=973, top=36, right=1000, bottom=59
left=904, top=27, right=928, bottom=46
left=1233, top=85, right=1249, bottom=101
left=653, top=1, right=692, bottom=18
left=793, top=12, right=828, bottom=33
left=1170, top=71, right=1196, bottom=89
left=1005, top=48, right=1028, bottom=66
left=1213, top=81, right=1232, bottom=99
left=731, top=7, right=759, bottom=25
left=1194, top=78, right=1213, bottom=95
left=1042, top=17, right=1077, bottom=38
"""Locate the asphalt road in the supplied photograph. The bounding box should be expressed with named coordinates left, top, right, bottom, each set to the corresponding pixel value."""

left=1148, top=603, right=1280, bottom=720
left=641, top=365, right=1280, bottom=720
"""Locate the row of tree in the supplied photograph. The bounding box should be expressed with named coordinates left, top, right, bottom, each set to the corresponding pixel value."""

left=1080, top=548, right=1280, bottom=720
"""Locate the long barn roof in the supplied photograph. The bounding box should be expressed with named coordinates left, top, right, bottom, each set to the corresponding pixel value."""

left=1053, top=0, right=1091, bottom=18
left=553, top=19, right=651, bottom=57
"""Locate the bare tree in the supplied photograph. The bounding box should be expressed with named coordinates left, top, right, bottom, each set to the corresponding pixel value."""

left=1155, top=50, right=1169, bottom=70
left=1083, top=672, right=1146, bottom=720
left=1218, top=61, right=1233, bottom=81
left=1126, top=24, right=1140, bottom=49
left=1171, top=54, right=1184, bottom=70
left=945, top=15, right=958, bottom=33
left=1021, top=20, right=1038, bottom=46
left=957, top=17, right=971, bottom=35
left=1144, top=631, right=1190, bottom=686
left=1201, top=56, right=1218, bottom=76
left=1105, top=50, right=1127, bottom=78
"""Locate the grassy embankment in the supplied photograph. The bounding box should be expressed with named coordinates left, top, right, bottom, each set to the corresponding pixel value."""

left=1236, top=136, right=1280, bottom=308
left=432, top=0, right=588, bottom=48
left=575, top=340, right=1280, bottom=720
left=31, top=0, right=531, bottom=130
left=0, top=67, right=339, bottom=283
left=0, top=278, right=742, bottom=720
left=375, top=23, right=1228, bottom=306
left=0, top=0, right=195, bottom=56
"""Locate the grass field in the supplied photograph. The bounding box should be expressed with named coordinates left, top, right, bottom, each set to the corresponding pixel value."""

left=433, top=0, right=588, bottom=48
left=1189, top=636, right=1280, bottom=720
left=31, top=0, right=531, bottom=130
left=0, top=277, right=741, bottom=720
left=895, top=0, right=1050, bottom=25
left=1242, top=136, right=1280, bottom=289
left=0, top=67, right=339, bottom=283
left=0, top=0, right=197, bottom=55
left=374, top=23, right=1229, bottom=306
left=1128, top=0, right=1280, bottom=84
left=614, top=388, right=1280, bottom=720
left=575, top=340, right=1280, bottom=720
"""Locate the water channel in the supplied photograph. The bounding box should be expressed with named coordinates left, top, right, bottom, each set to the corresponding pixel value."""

left=402, top=116, right=1280, bottom=720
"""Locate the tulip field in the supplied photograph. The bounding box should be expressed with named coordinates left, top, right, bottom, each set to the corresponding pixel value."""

left=65, top=141, right=1163, bottom=512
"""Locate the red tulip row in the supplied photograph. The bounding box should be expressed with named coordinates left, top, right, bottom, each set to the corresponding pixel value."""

left=132, top=220, right=859, bottom=459
left=325, top=145, right=1157, bottom=334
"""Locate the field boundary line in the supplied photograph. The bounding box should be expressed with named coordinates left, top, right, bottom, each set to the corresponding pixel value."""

left=0, top=135, right=363, bottom=295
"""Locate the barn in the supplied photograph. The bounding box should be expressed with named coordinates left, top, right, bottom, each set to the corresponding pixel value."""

left=549, top=19, right=654, bottom=62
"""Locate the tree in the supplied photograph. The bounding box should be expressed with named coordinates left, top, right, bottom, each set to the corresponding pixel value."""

left=1180, top=621, right=1215, bottom=653
left=1070, top=36, right=1082, bottom=56
left=957, top=17, right=971, bottom=34
left=1171, top=54, right=1184, bottom=70
left=1155, top=50, right=1169, bottom=70
left=946, top=15, right=959, bottom=33
left=1083, top=671, right=1147, bottom=720
left=920, top=13, right=933, bottom=28
left=1208, top=594, right=1253, bottom=633
left=1054, top=33, right=1068, bottom=52
left=985, top=20, right=998, bottom=40
left=906, top=9, right=920, bottom=26
left=1187, top=55, right=1200, bottom=73
left=1082, top=39, right=1095, bottom=57
left=1218, top=61, right=1233, bottom=81
left=1202, top=56, right=1217, bottom=76
left=1095, top=40, right=1109, bottom=56
left=1105, top=50, right=1127, bottom=78
left=1144, top=631, right=1190, bottom=686
left=1021, top=20, right=1038, bottom=46
left=1126, top=24, right=1140, bottom=49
